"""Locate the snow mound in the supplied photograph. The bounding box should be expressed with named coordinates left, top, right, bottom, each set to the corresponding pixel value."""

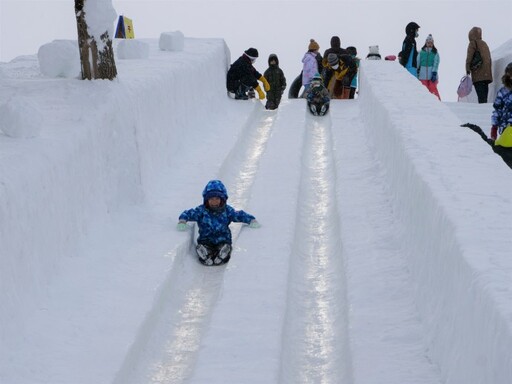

left=159, top=31, right=184, bottom=51
left=117, top=39, right=150, bottom=59
left=0, top=96, right=43, bottom=138
left=38, top=40, right=80, bottom=78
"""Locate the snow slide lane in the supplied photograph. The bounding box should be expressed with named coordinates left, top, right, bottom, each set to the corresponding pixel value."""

left=114, top=101, right=278, bottom=384
left=278, top=110, right=352, bottom=383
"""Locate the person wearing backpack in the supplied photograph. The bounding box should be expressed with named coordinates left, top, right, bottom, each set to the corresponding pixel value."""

left=417, top=34, right=441, bottom=100
left=465, top=27, right=492, bottom=103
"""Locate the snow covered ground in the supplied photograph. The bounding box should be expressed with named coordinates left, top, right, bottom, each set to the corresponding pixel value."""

left=1, top=37, right=512, bottom=384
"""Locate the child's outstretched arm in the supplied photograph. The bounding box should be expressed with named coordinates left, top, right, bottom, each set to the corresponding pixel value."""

left=227, top=206, right=260, bottom=227
left=177, top=206, right=201, bottom=230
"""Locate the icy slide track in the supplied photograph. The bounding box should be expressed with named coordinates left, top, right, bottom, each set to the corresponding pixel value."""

left=114, top=105, right=277, bottom=383
left=3, top=39, right=512, bottom=383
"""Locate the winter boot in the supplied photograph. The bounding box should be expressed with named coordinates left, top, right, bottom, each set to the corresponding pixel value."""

left=235, top=84, right=249, bottom=100
left=213, top=244, right=232, bottom=265
left=197, top=244, right=213, bottom=266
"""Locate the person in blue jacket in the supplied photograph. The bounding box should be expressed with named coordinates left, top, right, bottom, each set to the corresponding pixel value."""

left=490, top=62, right=512, bottom=141
left=177, top=180, right=260, bottom=266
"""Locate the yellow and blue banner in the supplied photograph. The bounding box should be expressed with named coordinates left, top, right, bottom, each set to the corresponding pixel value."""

left=115, top=16, right=135, bottom=39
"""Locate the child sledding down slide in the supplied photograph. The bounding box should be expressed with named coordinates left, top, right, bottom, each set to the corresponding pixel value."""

left=177, top=180, right=260, bottom=266
left=305, top=73, right=330, bottom=116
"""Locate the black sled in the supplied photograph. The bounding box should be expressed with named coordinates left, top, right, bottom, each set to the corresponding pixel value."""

left=308, top=101, right=330, bottom=116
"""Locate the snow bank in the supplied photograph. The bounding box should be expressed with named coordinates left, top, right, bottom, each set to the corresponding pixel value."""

left=359, top=60, right=512, bottom=384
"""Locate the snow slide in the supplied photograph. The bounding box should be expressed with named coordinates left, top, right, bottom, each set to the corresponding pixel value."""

left=2, top=38, right=512, bottom=384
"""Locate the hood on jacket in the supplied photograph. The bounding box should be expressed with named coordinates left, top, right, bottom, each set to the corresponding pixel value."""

left=468, top=27, right=482, bottom=41
left=202, top=180, right=228, bottom=202
left=405, top=22, right=420, bottom=36
left=330, top=36, right=341, bottom=49
left=268, top=53, right=279, bottom=66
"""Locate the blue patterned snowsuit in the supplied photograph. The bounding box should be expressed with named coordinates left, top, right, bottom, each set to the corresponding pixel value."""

left=178, top=180, right=255, bottom=246
left=492, top=87, right=512, bottom=134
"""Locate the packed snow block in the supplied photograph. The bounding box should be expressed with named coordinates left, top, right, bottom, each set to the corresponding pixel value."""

left=0, top=97, right=42, bottom=138
left=358, top=60, right=512, bottom=384
left=159, top=31, right=184, bottom=51
left=116, top=39, right=150, bottom=60
left=38, top=40, right=80, bottom=78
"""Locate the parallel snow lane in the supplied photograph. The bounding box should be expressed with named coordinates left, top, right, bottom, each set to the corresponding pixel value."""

left=114, top=100, right=276, bottom=384
left=278, top=109, right=352, bottom=383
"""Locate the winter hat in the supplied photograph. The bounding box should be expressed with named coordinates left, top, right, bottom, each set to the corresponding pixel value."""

left=308, top=39, right=320, bottom=51
left=202, top=180, right=228, bottom=202
left=346, top=46, right=357, bottom=56
left=312, top=72, right=323, bottom=82
left=327, top=53, right=339, bottom=66
left=425, top=34, right=434, bottom=43
left=330, top=36, right=341, bottom=49
left=244, top=48, right=259, bottom=59
left=268, top=53, right=279, bottom=66
left=405, top=21, right=420, bottom=36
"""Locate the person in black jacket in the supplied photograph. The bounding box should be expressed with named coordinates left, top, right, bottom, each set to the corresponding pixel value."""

left=226, top=48, right=270, bottom=100
left=263, top=53, right=287, bottom=110
left=400, top=22, right=420, bottom=76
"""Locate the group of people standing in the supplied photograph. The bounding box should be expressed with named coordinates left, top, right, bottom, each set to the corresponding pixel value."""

left=225, top=35, right=359, bottom=111
left=225, top=47, right=286, bottom=110
left=399, top=22, right=494, bottom=103
left=301, top=36, right=359, bottom=100
left=226, top=23, right=497, bottom=108
left=399, top=22, right=442, bottom=100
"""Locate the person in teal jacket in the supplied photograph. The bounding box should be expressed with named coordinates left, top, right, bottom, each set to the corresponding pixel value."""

left=177, top=180, right=260, bottom=266
left=417, top=34, right=441, bottom=100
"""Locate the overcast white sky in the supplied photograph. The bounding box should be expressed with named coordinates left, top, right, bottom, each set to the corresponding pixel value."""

left=1, top=0, right=511, bottom=101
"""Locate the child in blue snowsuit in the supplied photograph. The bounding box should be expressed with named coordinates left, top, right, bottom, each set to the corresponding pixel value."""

left=490, top=62, right=512, bottom=141
left=177, top=180, right=260, bottom=266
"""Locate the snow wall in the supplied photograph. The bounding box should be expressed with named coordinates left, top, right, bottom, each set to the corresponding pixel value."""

left=359, top=60, right=512, bottom=383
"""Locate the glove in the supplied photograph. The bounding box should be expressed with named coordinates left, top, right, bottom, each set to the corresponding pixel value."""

left=490, top=125, right=498, bottom=140
left=431, top=71, right=438, bottom=82
left=255, top=85, right=265, bottom=100
left=177, top=220, right=187, bottom=231
left=259, top=75, right=270, bottom=91
left=249, top=219, right=261, bottom=228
